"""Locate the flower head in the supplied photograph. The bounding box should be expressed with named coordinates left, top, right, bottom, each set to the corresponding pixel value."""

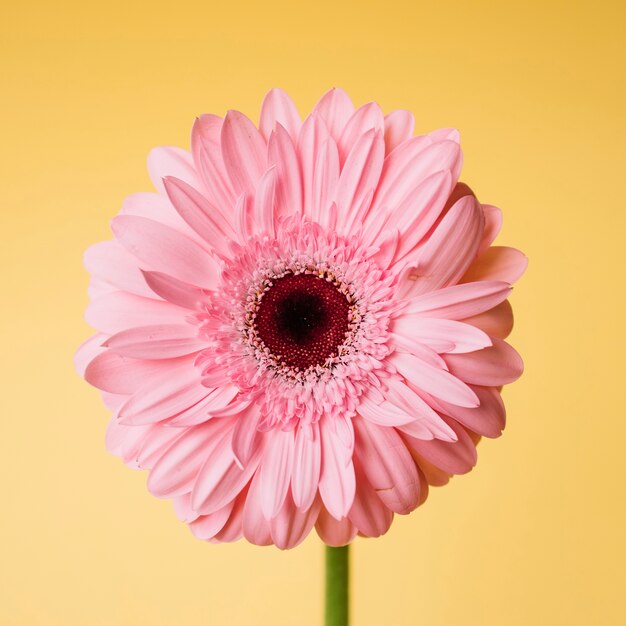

left=76, top=88, right=526, bottom=548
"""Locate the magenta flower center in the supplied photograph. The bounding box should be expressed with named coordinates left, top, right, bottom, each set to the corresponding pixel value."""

left=254, top=273, right=351, bottom=370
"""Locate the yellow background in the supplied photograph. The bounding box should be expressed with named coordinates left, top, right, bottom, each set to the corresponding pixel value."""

left=1, top=1, right=624, bottom=624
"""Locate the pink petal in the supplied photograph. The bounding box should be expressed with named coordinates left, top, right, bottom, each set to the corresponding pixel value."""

left=386, top=170, right=453, bottom=261
left=478, top=205, right=503, bottom=255
left=85, top=351, right=176, bottom=394
left=111, top=216, right=219, bottom=289
left=445, top=338, right=523, bottom=386
left=166, top=385, right=240, bottom=426
left=462, top=246, right=528, bottom=284
left=348, top=458, right=394, bottom=537
left=334, top=129, right=385, bottom=233
left=146, top=419, right=231, bottom=498
left=212, top=489, right=247, bottom=543
left=192, top=427, right=261, bottom=515
left=147, top=146, right=201, bottom=196
left=259, top=88, right=301, bottom=143
left=372, top=139, right=461, bottom=212
left=315, top=508, right=357, bottom=547
left=231, top=403, right=262, bottom=468
left=221, top=110, right=267, bottom=196
left=434, top=385, right=506, bottom=438
left=172, top=493, right=200, bottom=523
left=400, top=195, right=485, bottom=297
left=298, top=113, right=330, bottom=220
left=86, top=291, right=188, bottom=334
left=191, top=115, right=237, bottom=214
left=189, top=502, right=234, bottom=540
left=337, top=102, right=384, bottom=163
left=462, top=299, right=514, bottom=339
left=391, top=351, right=479, bottom=408
left=353, top=419, right=421, bottom=514
left=74, top=333, right=108, bottom=376
left=141, top=271, right=209, bottom=310
left=242, top=471, right=273, bottom=546
left=403, top=280, right=512, bottom=320
left=291, top=422, right=321, bottom=510
left=259, top=429, right=295, bottom=520
left=268, top=124, right=303, bottom=217
left=311, top=138, right=340, bottom=225
left=104, top=324, right=208, bottom=359
left=253, top=166, right=278, bottom=237
left=270, top=494, right=321, bottom=550
left=318, top=416, right=356, bottom=520
left=163, top=176, right=237, bottom=256
left=392, top=317, right=492, bottom=354
left=403, top=417, right=477, bottom=475
left=84, top=241, right=155, bottom=298
left=313, top=88, right=355, bottom=143
left=118, top=368, right=210, bottom=426
left=383, top=110, right=415, bottom=154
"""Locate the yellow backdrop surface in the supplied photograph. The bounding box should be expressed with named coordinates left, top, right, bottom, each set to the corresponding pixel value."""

left=1, top=1, right=624, bottom=624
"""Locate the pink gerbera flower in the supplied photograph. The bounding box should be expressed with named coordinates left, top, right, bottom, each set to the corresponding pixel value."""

left=76, top=88, right=526, bottom=549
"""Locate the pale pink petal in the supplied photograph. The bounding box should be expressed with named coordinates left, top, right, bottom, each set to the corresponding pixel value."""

left=462, top=246, right=528, bottom=284
left=268, top=124, right=303, bottom=217
left=311, top=138, right=340, bottom=225
left=259, top=429, right=295, bottom=520
left=221, top=110, right=267, bottom=195
left=315, top=508, right=357, bottom=547
left=118, top=365, right=210, bottom=426
left=348, top=458, right=394, bottom=537
left=319, top=416, right=356, bottom=520
left=141, top=271, right=209, bottom=310
left=231, top=403, right=262, bottom=468
left=313, top=88, right=355, bottom=142
left=85, top=351, right=177, bottom=394
left=399, top=195, right=485, bottom=297
left=270, top=494, right=321, bottom=550
left=403, top=417, right=477, bottom=475
left=392, top=317, right=492, bottom=354
left=291, top=422, right=321, bottom=510
left=402, top=280, right=511, bottom=320
left=165, top=386, right=240, bottom=427
left=212, top=489, right=247, bottom=542
left=259, top=88, right=301, bottom=143
left=445, top=338, right=524, bottom=386
left=478, top=204, right=503, bottom=255
left=383, top=110, right=415, bottom=154
left=189, top=502, right=234, bottom=540
left=242, top=471, right=273, bottom=546
left=146, top=419, right=232, bottom=498
left=298, top=113, right=331, bottom=220
left=384, top=170, right=453, bottom=261
left=372, top=139, right=461, bottom=212
left=192, top=427, right=261, bottom=515
left=391, top=351, right=479, bottom=408
left=111, top=216, right=219, bottom=289
left=433, top=385, right=506, bottom=438
left=334, top=129, right=385, bottom=233
left=147, top=147, right=201, bottom=196
left=104, top=324, right=208, bottom=359
left=84, top=241, right=155, bottom=298
left=353, top=418, right=421, bottom=514
left=74, top=333, right=108, bottom=376
left=191, top=115, right=237, bottom=213
left=172, top=493, right=200, bottom=523
left=86, top=291, right=189, bottom=334
left=462, top=299, right=514, bottom=339
left=253, top=166, right=278, bottom=237
left=337, top=102, right=384, bottom=163
left=163, top=176, right=237, bottom=255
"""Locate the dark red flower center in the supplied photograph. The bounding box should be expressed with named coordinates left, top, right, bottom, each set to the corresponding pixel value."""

left=255, top=273, right=351, bottom=370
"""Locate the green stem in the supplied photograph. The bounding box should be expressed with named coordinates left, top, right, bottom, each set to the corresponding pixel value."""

left=325, top=545, right=349, bottom=626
